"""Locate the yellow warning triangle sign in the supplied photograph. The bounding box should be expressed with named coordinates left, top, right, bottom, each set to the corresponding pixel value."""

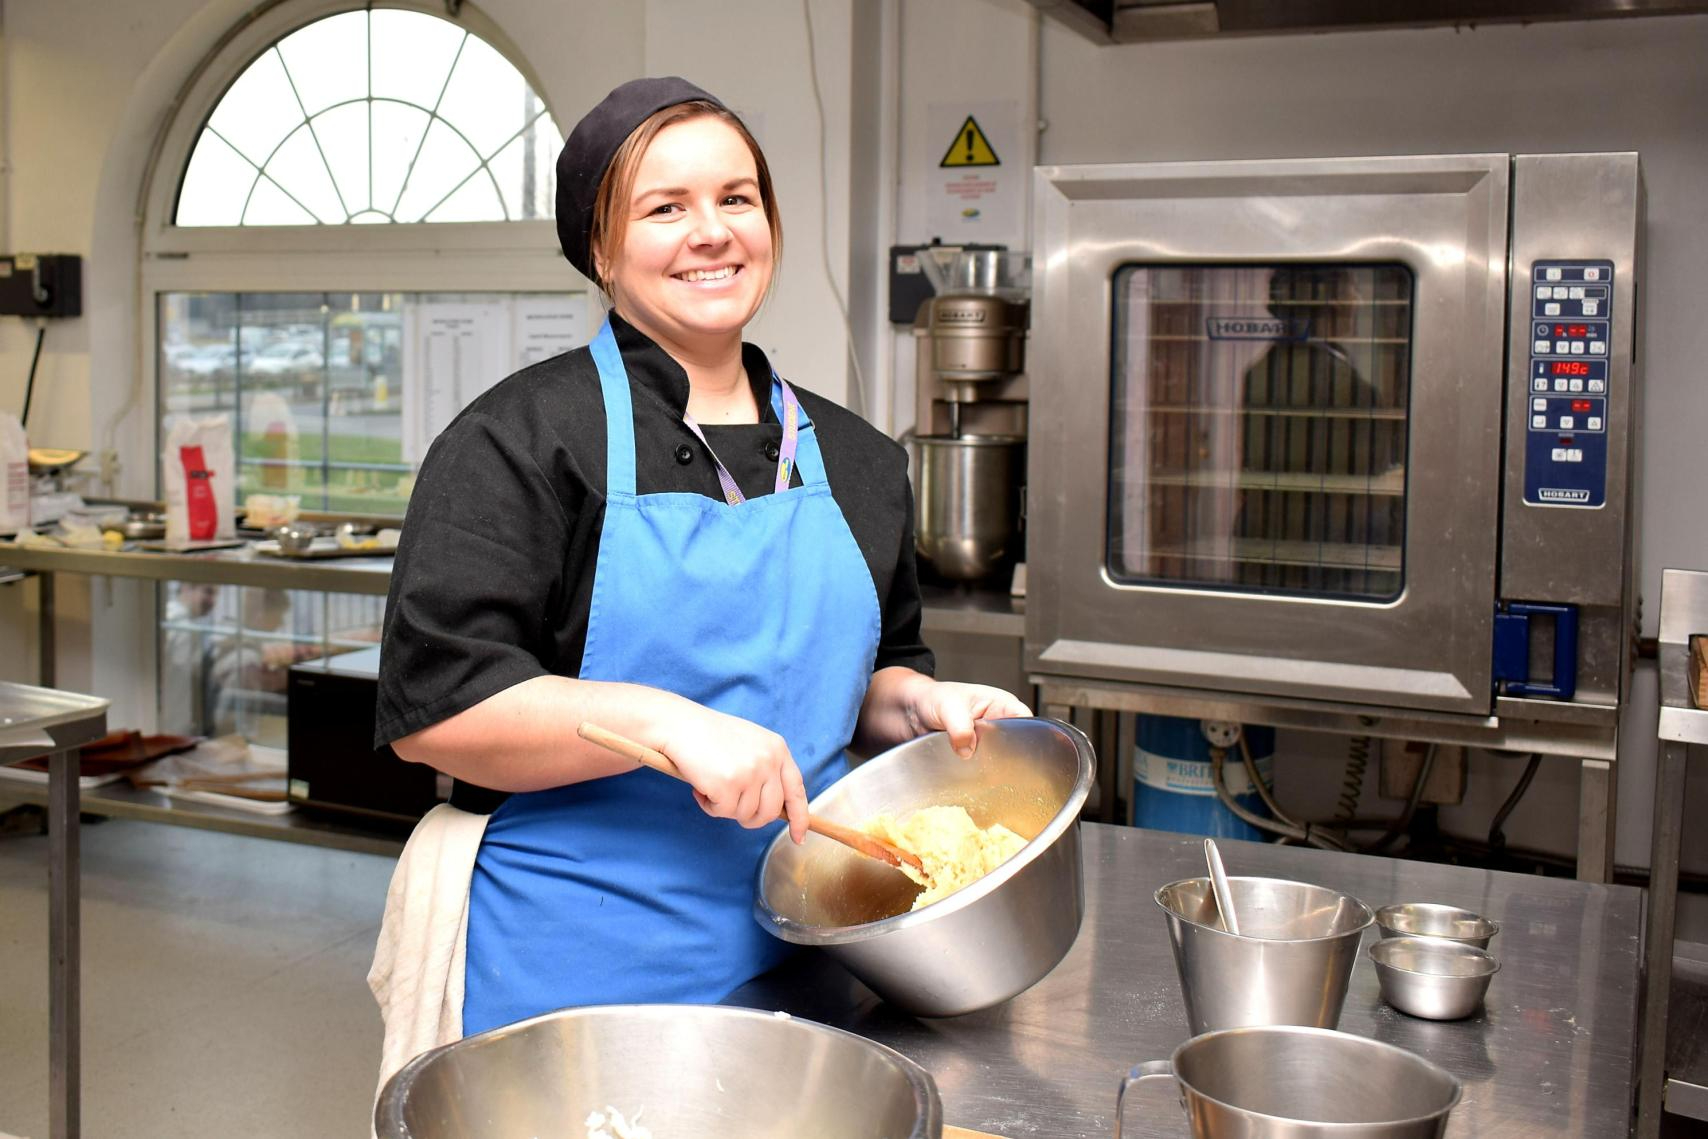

left=940, top=116, right=1000, bottom=168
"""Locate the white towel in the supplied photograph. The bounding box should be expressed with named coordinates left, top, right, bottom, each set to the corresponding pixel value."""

left=368, top=802, right=489, bottom=1130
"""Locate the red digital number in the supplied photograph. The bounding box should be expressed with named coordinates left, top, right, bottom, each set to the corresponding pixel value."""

left=1551, top=361, right=1591, bottom=376
left=1571, top=400, right=1593, bottom=412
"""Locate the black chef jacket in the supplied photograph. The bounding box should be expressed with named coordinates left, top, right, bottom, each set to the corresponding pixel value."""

left=376, top=312, right=934, bottom=812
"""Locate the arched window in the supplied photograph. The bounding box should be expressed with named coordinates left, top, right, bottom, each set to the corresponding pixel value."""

left=139, top=3, right=582, bottom=745
left=175, top=8, right=561, bottom=226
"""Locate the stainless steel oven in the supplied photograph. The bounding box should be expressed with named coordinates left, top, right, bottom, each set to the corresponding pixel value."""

left=1025, top=154, right=1642, bottom=866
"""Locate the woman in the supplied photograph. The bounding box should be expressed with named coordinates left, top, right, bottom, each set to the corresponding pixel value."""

left=372, top=77, right=1029, bottom=1042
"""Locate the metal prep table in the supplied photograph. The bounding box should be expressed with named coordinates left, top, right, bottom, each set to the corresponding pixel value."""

left=0, top=536, right=393, bottom=689
left=1635, top=567, right=1708, bottom=1136
left=731, top=823, right=1643, bottom=1138
left=0, top=683, right=110, bottom=1139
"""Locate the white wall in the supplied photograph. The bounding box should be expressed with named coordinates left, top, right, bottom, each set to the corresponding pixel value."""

left=889, top=0, right=1708, bottom=876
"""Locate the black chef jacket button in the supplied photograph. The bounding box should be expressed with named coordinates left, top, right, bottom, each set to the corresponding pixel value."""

left=674, top=443, right=694, bottom=464
left=764, top=441, right=780, bottom=461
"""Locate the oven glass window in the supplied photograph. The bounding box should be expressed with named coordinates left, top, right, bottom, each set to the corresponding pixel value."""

left=1107, top=264, right=1413, bottom=600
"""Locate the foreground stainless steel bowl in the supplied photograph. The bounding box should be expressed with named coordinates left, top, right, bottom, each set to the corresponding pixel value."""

left=1375, top=902, right=1500, bottom=948
left=756, top=717, right=1094, bottom=1017
left=1155, top=876, right=1375, bottom=1034
left=375, top=1004, right=942, bottom=1139
left=1118, top=1025, right=1462, bottom=1139
left=1370, top=936, right=1501, bottom=1020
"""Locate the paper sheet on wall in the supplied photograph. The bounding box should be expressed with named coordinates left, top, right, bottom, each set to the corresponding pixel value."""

left=401, top=297, right=590, bottom=463
left=926, top=100, right=1023, bottom=247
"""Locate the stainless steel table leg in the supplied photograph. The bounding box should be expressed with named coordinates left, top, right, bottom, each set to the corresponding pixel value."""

left=1635, top=739, right=1690, bottom=1138
left=1577, top=757, right=1615, bottom=883
left=48, top=746, right=80, bottom=1139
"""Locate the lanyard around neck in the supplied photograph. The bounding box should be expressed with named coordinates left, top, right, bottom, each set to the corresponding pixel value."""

left=682, top=378, right=800, bottom=506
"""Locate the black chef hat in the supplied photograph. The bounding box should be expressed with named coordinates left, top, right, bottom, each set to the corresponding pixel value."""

left=555, top=76, right=724, bottom=281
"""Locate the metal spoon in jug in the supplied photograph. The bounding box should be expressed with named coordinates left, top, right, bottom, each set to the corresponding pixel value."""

left=576, top=722, right=926, bottom=876
left=1205, top=838, right=1240, bottom=935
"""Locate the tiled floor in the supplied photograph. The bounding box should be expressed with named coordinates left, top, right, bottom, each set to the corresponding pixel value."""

left=0, top=811, right=393, bottom=1138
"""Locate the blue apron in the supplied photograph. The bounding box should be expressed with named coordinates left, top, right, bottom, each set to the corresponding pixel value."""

left=462, top=321, right=881, bottom=1034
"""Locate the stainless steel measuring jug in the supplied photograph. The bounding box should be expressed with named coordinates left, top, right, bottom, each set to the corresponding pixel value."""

left=1155, top=875, right=1373, bottom=1034
left=1115, top=1025, right=1461, bottom=1138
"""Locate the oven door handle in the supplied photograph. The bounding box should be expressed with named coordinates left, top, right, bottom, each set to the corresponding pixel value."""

left=1493, top=601, right=1579, bottom=700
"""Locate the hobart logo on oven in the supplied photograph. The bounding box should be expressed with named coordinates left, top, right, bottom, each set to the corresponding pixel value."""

left=1206, top=316, right=1312, bottom=341
left=1538, top=488, right=1591, bottom=503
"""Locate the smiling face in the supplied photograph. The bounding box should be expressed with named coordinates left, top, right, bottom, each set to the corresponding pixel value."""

left=597, top=114, right=776, bottom=356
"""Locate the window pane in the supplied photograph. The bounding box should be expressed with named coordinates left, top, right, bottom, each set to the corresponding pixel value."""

left=438, top=35, right=529, bottom=159
left=176, top=10, right=555, bottom=226
left=1107, top=264, right=1413, bottom=601
left=424, top=172, right=504, bottom=223
left=312, top=102, right=370, bottom=214
left=159, top=290, right=583, bottom=518
left=276, top=11, right=368, bottom=117
left=243, top=176, right=317, bottom=225
left=394, top=118, right=481, bottom=223
left=370, top=101, right=432, bottom=220
left=369, top=9, right=463, bottom=111
left=159, top=581, right=383, bottom=746
left=264, top=124, right=348, bottom=223
left=176, top=133, right=253, bottom=227
left=206, top=49, right=301, bottom=167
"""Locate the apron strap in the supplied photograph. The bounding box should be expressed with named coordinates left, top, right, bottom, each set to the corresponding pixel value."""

left=590, top=319, right=637, bottom=497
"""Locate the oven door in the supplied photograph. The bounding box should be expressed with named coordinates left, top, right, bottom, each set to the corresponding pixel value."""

left=1027, top=155, right=1510, bottom=716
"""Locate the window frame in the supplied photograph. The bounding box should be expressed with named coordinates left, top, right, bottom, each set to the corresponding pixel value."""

left=135, top=1, right=583, bottom=737
left=142, top=0, right=573, bottom=295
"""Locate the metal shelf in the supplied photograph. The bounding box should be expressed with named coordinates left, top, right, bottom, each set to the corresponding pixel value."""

left=1141, top=536, right=1402, bottom=571
left=1667, top=948, right=1708, bottom=1121
left=1145, top=467, right=1406, bottom=496
left=0, top=778, right=406, bottom=856
left=1145, top=403, right=1408, bottom=420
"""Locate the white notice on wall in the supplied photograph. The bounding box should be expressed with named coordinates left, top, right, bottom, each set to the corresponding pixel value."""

left=401, top=303, right=510, bottom=464
left=926, top=100, right=1022, bottom=246
left=512, top=296, right=589, bottom=369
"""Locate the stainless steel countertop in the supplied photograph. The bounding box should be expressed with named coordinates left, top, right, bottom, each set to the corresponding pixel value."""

left=0, top=538, right=394, bottom=594
left=729, top=824, right=1642, bottom=1138
left=0, top=681, right=109, bottom=759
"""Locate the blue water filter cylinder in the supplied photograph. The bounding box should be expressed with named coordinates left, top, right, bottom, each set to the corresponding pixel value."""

left=1131, top=715, right=1276, bottom=840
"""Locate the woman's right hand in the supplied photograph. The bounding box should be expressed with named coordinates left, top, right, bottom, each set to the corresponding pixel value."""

left=658, top=707, right=810, bottom=843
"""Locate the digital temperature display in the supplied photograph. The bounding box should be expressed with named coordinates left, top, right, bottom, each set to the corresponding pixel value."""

left=1551, top=361, right=1593, bottom=376
left=1571, top=399, right=1593, bottom=413
left=1552, top=324, right=1591, bottom=338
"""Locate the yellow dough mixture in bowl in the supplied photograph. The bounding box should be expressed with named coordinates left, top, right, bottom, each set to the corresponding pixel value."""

left=862, top=805, right=1027, bottom=910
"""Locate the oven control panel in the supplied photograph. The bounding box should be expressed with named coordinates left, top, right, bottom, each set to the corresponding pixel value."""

left=1524, top=259, right=1613, bottom=507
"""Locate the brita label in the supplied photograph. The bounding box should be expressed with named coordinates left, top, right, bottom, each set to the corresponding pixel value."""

left=1134, top=747, right=1273, bottom=797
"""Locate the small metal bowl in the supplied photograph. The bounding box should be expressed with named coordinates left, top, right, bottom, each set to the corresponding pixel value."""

left=101, top=515, right=166, bottom=541
left=1370, top=936, right=1500, bottom=1020
left=271, top=522, right=319, bottom=554
left=1375, top=902, right=1500, bottom=948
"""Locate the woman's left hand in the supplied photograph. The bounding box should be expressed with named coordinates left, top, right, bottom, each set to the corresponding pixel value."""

left=855, top=667, right=1032, bottom=759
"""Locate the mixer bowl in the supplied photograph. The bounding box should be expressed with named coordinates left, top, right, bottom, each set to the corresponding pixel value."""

left=756, top=717, right=1094, bottom=1017
left=375, top=1004, right=941, bottom=1139
left=910, top=433, right=1025, bottom=581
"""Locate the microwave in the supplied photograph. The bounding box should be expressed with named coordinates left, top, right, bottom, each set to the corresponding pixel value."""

left=1026, top=153, right=1641, bottom=743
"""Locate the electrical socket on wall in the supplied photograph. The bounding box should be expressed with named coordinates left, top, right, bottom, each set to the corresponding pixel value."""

left=97, top=449, right=120, bottom=487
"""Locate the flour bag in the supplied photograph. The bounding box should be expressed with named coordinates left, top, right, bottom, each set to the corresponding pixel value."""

left=163, top=415, right=236, bottom=544
left=0, top=412, right=28, bottom=534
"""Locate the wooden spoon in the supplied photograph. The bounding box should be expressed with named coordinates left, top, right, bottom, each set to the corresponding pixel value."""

left=576, top=722, right=925, bottom=875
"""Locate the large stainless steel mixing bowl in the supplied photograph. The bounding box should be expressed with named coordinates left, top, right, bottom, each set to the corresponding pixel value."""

left=755, top=717, right=1094, bottom=1017
left=375, top=1004, right=942, bottom=1138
